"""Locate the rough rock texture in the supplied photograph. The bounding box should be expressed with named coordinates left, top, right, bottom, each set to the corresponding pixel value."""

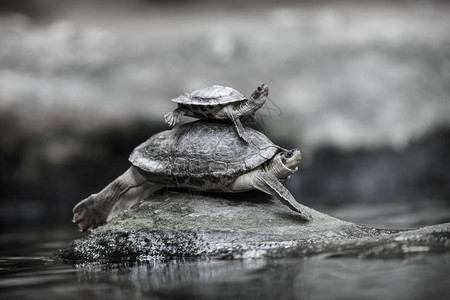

left=56, top=191, right=450, bottom=262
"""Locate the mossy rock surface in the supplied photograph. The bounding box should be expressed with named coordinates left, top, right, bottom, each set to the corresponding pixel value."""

left=56, top=191, right=450, bottom=262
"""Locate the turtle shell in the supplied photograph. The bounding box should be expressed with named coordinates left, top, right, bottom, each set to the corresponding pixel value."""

left=172, top=85, right=246, bottom=105
left=129, top=121, right=279, bottom=188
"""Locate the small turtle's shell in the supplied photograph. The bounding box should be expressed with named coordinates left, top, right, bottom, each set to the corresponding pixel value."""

left=172, top=85, right=246, bottom=105
left=129, top=121, right=279, bottom=189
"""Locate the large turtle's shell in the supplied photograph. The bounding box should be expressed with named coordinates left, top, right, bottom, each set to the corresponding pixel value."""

left=129, top=121, right=279, bottom=187
left=172, top=85, right=246, bottom=105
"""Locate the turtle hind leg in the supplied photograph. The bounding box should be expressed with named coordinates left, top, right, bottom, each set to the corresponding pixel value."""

left=72, top=166, right=148, bottom=231
left=252, top=172, right=313, bottom=221
left=164, top=107, right=187, bottom=127
left=72, top=194, right=108, bottom=231
left=107, top=183, right=154, bottom=221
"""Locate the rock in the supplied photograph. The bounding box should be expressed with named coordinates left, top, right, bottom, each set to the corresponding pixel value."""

left=56, top=190, right=450, bottom=262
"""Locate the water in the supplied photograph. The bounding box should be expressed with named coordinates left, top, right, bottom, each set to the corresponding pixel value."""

left=1, top=202, right=450, bottom=300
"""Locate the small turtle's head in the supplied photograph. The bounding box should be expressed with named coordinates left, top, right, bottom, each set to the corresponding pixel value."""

left=250, top=83, right=269, bottom=108
left=281, top=148, right=301, bottom=170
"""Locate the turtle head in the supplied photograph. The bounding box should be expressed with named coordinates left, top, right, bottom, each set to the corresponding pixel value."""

left=266, top=148, right=301, bottom=179
left=281, top=148, right=301, bottom=170
left=250, top=83, right=269, bottom=108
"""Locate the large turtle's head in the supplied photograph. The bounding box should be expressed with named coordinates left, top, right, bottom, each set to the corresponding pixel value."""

left=250, top=83, right=269, bottom=108
left=266, top=148, right=301, bottom=180
left=280, top=148, right=301, bottom=170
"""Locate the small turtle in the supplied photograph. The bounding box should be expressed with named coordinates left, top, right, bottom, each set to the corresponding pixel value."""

left=164, top=84, right=269, bottom=142
left=72, top=120, right=312, bottom=232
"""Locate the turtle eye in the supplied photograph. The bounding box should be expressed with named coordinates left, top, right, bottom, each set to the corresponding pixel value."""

left=257, top=85, right=262, bottom=91
left=285, top=151, right=293, bottom=158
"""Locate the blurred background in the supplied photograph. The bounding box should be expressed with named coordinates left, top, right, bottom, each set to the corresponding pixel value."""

left=1, top=0, right=450, bottom=229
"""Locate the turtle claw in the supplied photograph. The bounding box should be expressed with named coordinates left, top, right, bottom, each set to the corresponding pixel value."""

left=164, top=111, right=180, bottom=127
left=164, top=111, right=174, bottom=126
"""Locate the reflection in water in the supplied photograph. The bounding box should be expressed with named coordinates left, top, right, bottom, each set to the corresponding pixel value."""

left=75, top=259, right=278, bottom=298
left=70, top=254, right=450, bottom=300
left=73, top=258, right=304, bottom=299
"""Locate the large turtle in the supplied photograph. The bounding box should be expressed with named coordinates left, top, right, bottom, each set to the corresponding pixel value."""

left=164, top=84, right=269, bottom=143
left=72, top=120, right=312, bottom=231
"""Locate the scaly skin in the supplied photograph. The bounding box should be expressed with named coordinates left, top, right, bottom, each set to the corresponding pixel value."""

left=231, top=149, right=312, bottom=221
left=216, top=83, right=269, bottom=119
left=73, top=167, right=147, bottom=232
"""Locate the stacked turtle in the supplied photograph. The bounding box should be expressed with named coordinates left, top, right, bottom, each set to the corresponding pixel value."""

left=73, top=84, right=312, bottom=232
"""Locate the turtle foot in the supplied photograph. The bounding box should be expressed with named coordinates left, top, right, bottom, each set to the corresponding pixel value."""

left=230, top=118, right=252, bottom=144
left=72, top=195, right=107, bottom=232
left=295, top=208, right=313, bottom=222
left=164, top=111, right=180, bottom=127
left=238, top=131, right=252, bottom=144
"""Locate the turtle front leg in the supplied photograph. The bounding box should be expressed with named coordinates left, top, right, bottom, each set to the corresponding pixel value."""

left=223, top=106, right=252, bottom=143
left=242, top=113, right=257, bottom=125
left=252, top=172, right=313, bottom=221
left=72, top=166, right=148, bottom=231
left=232, top=118, right=252, bottom=143
left=164, top=106, right=188, bottom=127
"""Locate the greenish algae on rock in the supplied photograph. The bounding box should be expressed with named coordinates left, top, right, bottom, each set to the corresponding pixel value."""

left=56, top=190, right=450, bottom=262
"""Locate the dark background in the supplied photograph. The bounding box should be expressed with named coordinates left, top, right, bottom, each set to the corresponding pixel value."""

left=1, top=0, right=449, bottom=229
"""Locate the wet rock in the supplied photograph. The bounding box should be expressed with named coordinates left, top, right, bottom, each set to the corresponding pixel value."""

left=56, top=191, right=450, bottom=262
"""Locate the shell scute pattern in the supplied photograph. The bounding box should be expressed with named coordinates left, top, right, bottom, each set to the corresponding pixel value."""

left=208, top=161, right=228, bottom=176
left=172, top=85, right=246, bottom=105
left=172, top=157, right=187, bottom=176
left=188, top=159, right=203, bottom=175
left=129, top=121, right=279, bottom=185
